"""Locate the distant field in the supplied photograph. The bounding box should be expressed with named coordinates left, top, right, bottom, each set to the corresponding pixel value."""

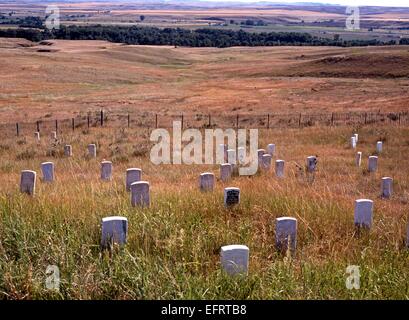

left=1, top=39, right=409, bottom=123
left=1, top=6, right=409, bottom=300
left=2, top=2, right=409, bottom=42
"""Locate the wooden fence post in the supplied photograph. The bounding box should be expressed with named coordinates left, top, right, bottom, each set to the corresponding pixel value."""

left=100, top=110, right=104, bottom=127
left=16, top=123, right=19, bottom=137
left=36, top=121, right=40, bottom=132
left=267, top=114, right=270, bottom=129
left=72, top=118, right=75, bottom=131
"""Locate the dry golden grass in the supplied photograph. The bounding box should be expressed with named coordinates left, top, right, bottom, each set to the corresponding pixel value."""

left=0, top=124, right=409, bottom=299
left=0, top=38, right=409, bottom=299
left=1, top=40, right=409, bottom=124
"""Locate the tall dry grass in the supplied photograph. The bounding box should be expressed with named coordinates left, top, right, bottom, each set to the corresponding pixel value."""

left=0, top=125, right=408, bottom=299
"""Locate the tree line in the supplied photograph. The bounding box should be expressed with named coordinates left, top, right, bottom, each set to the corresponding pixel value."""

left=0, top=24, right=407, bottom=47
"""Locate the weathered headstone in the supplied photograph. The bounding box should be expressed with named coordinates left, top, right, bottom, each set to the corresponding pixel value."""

left=227, top=149, right=236, bottom=167
left=126, top=168, right=142, bottom=191
left=41, top=162, right=54, bottom=182
left=351, top=136, right=357, bottom=149
left=275, top=217, right=297, bottom=253
left=262, top=154, right=272, bottom=171
left=306, top=156, right=317, bottom=173
left=64, top=145, right=72, bottom=157
left=376, top=141, right=383, bottom=153
left=354, top=133, right=359, bottom=143
left=101, top=161, right=113, bottom=181
left=257, top=149, right=265, bottom=169
left=130, top=181, right=150, bottom=207
left=267, top=144, right=276, bottom=156
left=34, top=132, right=40, bottom=141
left=368, top=156, right=378, bottom=172
left=354, top=199, right=373, bottom=229
left=220, top=244, right=249, bottom=276
left=88, top=144, right=97, bottom=158
left=381, top=177, right=393, bottom=198
left=101, top=216, right=128, bottom=248
left=200, top=172, right=215, bottom=191
left=20, top=170, right=36, bottom=195
left=356, top=151, right=362, bottom=167
left=220, top=163, right=232, bottom=182
left=51, top=131, right=57, bottom=140
left=224, top=187, right=240, bottom=207
left=275, top=160, right=285, bottom=178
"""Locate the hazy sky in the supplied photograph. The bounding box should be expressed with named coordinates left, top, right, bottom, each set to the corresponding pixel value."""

left=202, top=0, right=409, bottom=7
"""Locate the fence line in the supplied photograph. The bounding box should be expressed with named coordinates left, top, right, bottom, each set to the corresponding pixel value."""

left=2, top=111, right=408, bottom=138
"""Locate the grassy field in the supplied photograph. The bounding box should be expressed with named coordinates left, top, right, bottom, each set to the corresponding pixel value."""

left=0, top=124, right=409, bottom=299
left=0, top=32, right=409, bottom=299
left=1, top=39, right=409, bottom=123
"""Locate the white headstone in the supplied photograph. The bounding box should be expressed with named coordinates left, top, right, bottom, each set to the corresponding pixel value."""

left=275, top=217, right=297, bottom=253
left=376, top=141, right=383, bottom=153
left=267, top=144, right=276, bottom=156
left=88, top=144, right=97, bottom=158
left=101, top=161, right=113, bottom=181
left=220, top=163, right=232, bottom=182
left=200, top=172, right=215, bottom=191
left=64, top=145, right=72, bottom=157
left=41, top=162, right=54, bottom=182
left=351, top=136, right=356, bottom=149
left=224, top=187, right=240, bottom=207
left=220, top=245, right=249, bottom=276
left=227, top=149, right=236, bottom=167
left=237, top=147, right=246, bottom=165
left=101, top=216, right=128, bottom=248
left=275, top=160, right=285, bottom=178
left=354, top=199, right=373, bottom=229
left=126, top=168, right=142, bottom=192
left=20, top=170, right=36, bottom=195
left=257, top=149, right=265, bottom=169
left=262, top=154, right=272, bottom=171
left=51, top=131, right=57, bottom=140
left=306, top=156, right=317, bottom=173
left=368, top=156, right=378, bottom=172
left=356, top=151, right=362, bottom=167
left=354, top=133, right=358, bottom=143
left=34, top=132, right=40, bottom=141
left=381, top=177, right=393, bottom=198
left=130, top=181, right=150, bottom=207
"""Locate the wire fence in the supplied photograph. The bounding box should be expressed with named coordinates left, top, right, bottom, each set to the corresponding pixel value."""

left=1, top=110, right=408, bottom=138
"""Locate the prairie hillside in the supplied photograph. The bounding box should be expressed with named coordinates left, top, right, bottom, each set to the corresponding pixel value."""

left=0, top=36, right=409, bottom=300
left=1, top=39, right=409, bottom=123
